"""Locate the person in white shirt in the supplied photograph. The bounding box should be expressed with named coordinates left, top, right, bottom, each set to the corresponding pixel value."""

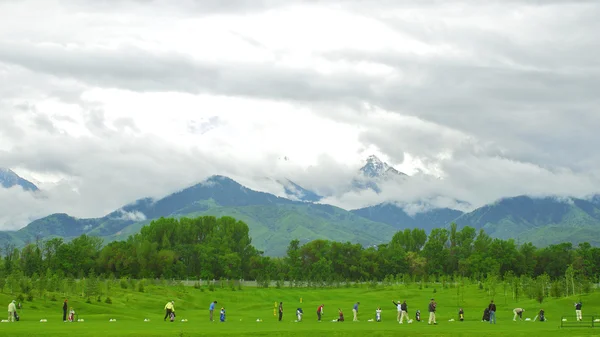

left=376, top=307, right=382, bottom=322
left=7, top=300, right=17, bottom=322
left=392, top=300, right=402, bottom=322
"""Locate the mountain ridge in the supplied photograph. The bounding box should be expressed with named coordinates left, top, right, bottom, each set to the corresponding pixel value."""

left=0, top=168, right=39, bottom=192
left=0, top=175, right=399, bottom=255
left=2, top=170, right=600, bottom=255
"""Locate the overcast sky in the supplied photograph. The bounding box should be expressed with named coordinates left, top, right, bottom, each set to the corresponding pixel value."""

left=1, top=0, right=599, bottom=230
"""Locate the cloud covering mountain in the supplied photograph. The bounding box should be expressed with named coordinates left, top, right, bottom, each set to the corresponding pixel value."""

left=1, top=0, right=599, bottom=229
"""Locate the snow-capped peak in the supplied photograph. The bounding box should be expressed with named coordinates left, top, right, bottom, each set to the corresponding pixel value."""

left=361, top=155, right=390, bottom=178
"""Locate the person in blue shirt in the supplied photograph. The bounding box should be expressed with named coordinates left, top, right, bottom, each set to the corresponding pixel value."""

left=353, top=302, right=360, bottom=321
left=209, top=301, right=217, bottom=321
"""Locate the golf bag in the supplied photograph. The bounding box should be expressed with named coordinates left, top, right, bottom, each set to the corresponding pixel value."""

left=169, top=311, right=176, bottom=322
left=296, top=308, right=303, bottom=321
left=220, top=309, right=226, bottom=322
left=14, top=311, right=20, bottom=322
left=415, top=310, right=421, bottom=322
left=483, top=308, right=490, bottom=322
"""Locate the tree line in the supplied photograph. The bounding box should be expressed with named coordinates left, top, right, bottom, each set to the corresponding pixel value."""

left=1, top=216, right=599, bottom=296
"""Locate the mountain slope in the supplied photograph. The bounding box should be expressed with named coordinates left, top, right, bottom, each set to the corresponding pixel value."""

left=110, top=203, right=395, bottom=256
left=453, top=196, right=600, bottom=246
left=351, top=203, right=463, bottom=232
left=0, top=168, right=39, bottom=191
left=277, top=179, right=321, bottom=202
left=2, top=175, right=396, bottom=256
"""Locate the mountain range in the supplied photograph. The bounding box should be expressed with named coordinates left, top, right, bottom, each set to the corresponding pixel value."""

left=2, top=158, right=600, bottom=256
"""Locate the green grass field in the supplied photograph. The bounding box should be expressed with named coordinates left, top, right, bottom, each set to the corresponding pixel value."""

left=1, top=282, right=599, bottom=336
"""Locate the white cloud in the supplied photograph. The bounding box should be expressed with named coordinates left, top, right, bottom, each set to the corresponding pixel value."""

left=113, top=210, right=147, bottom=222
left=1, top=0, right=599, bottom=229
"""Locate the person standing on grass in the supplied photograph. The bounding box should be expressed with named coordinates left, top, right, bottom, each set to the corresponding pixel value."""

left=376, top=307, right=382, bottom=322
left=317, top=304, right=324, bottom=321
left=278, top=302, right=283, bottom=321
left=209, top=301, right=217, bottom=321
left=428, top=298, right=437, bottom=325
left=353, top=302, right=360, bottom=321
left=575, top=301, right=583, bottom=321
left=164, top=300, right=175, bottom=321
left=62, top=299, right=68, bottom=322
left=513, top=308, right=524, bottom=321
left=392, top=300, right=402, bottom=322
left=8, top=300, right=17, bottom=322
left=400, top=301, right=409, bottom=324
left=488, top=300, right=497, bottom=324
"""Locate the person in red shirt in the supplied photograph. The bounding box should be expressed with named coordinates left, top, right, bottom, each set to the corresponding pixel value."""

left=317, top=304, right=324, bottom=321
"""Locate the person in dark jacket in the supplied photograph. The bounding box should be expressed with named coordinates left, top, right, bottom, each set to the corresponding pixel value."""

left=428, top=299, right=437, bottom=325
left=575, top=301, right=582, bottom=321
left=488, top=300, right=497, bottom=324
left=62, top=299, right=68, bottom=322
left=278, top=302, right=283, bottom=321
left=459, top=308, right=464, bottom=321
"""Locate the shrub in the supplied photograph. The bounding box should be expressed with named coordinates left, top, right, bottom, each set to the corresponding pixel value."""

left=138, top=283, right=145, bottom=293
left=120, top=279, right=128, bottom=289
left=26, top=293, right=34, bottom=301
left=105, top=297, right=112, bottom=304
left=208, top=284, right=215, bottom=292
left=17, top=294, right=25, bottom=302
left=97, top=295, right=102, bottom=302
left=50, top=294, right=57, bottom=302
left=86, top=297, right=92, bottom=304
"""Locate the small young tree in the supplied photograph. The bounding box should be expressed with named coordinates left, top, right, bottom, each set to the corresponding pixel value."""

left=565, top=265, right=575, bottom=297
